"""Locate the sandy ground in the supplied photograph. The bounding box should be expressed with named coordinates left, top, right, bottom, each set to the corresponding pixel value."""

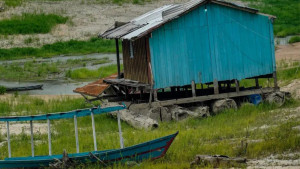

left=0, top=0, right=189, bottom=49
left=276, top=42, right=300, bottom=61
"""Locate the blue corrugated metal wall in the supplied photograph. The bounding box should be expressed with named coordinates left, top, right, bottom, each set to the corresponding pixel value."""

left=149, top=3, right=275, bottom=89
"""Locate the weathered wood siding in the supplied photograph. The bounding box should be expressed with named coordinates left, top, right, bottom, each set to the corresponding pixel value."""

left=122, top=38, right=149, bottom=84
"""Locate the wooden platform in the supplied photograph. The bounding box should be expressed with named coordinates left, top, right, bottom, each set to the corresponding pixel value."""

left=151, top=87, right=276, bottom=107
left=104, top=78, right=151, bottom=91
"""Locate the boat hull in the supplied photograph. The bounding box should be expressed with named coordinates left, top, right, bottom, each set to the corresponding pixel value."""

left=0, top=132, right=178, bottom=168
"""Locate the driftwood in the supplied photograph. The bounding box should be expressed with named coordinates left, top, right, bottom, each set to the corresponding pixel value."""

left=190, top=155, right=246, bottom=168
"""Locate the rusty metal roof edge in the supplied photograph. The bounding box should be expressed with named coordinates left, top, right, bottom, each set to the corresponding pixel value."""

left=100, top=0, right=276, bottom=40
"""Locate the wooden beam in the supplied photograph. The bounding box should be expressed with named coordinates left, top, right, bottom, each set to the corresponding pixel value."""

left=213, top=79, right=219, bottom=94
left=115, top=39, right=121, bottom=79
left=191, top=81, right=196, bottom=97
left=151, top=88, right=274, bottom=107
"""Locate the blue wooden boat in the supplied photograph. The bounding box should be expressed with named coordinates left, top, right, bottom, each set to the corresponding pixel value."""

left=0, top=104, right=178, bottom=168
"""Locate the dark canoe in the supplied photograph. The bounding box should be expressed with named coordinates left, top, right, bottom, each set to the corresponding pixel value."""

left=6, top=85, right=43, bottom=92
left=0, top=132, right=178, bottom=168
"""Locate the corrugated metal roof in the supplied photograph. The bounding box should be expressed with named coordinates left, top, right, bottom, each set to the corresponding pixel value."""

left=100, top=0, right=271, bottom=40
left=73, top=74, right=118, bottom=97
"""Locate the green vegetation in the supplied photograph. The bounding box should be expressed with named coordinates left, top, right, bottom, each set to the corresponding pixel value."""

left=67, top=64, right=122, bottom=80
left=0, top=95, right=299, bottom=168
left=0, top=86, right=6, bottom=95
left=0, top=38, right=117, bottom=60
left=3, top=0, right=23, bottom=7
left=289, top=36, right=300, bottom=44
left=0, top=57, right=111, bottom=81
left=243, top=0, right=300, bottom=37
left=0, top=13, right=68, bottom=35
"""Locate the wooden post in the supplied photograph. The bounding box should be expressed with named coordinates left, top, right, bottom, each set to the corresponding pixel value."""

left=191, top=81, right=196, bottom=97
left=91, top=111, right=97, bottom=151
left=47, top=119, right=52, bottom=156
left=154, top=89, right=158, bottom=101
left=115, top=39, right=121, bottom=79
left=7, top=121, right=11, bottom=158
left=213, top=79, right=219, bottom=94
left=273, top=71, right=278, bottom=89
left=117, top=111, right=124, bottom=149
left=30, top=120, right=34, bottom=157
left=255, top=78, right=259, bottom=89
left=235, top=79, right=240, bottom=93
left=74, top=115, right=79, bottom=153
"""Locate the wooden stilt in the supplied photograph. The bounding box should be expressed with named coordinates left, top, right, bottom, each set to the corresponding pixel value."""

left=235, top=79, right=240, bottom=93
left=255, top=78, right=259, bottom=89
left=154, top=89, right=158, bottom=101
left=273, top=71, right=278, bottom=89
left=191, top=81, right=196, bottom=97
left=213, top=79, right=219, bottom=94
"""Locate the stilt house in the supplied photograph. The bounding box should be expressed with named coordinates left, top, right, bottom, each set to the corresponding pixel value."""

left=75, top=0, right=277, bottom=106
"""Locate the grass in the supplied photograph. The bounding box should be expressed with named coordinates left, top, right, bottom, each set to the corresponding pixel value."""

left=0, top=57, right=112, bottom=81
left=289, top=36, right=300, bottom=44
left=0, top=38, right=117, bottom=60
left=3, top=0, right=23, bottom=7
left=0, top=13, right=68, bottom=35
left=0, top=95, right=299, bottom=168
left=67, top=64, right=122, bottom=80
left=242, top=0, right=300, bottom=37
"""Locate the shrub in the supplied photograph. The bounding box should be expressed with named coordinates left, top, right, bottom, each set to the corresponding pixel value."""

left=0, top=86, right=6, bottom=95
left=289, top=36, right=300, bottom=44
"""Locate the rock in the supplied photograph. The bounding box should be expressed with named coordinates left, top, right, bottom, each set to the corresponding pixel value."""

left=148, top=107, right=161, bottom=122
left=160, top=106, right=172, bottom=122
left=190, top=155, right=246, bottom=168
left=169, top=105, right=206, bottom=121
left=105, top=102, right=159, bottom=130
left=212, top=99, right=237, bottom=114
left=265, top=91, right=287, bottom=106
left=188, top=106, right=210, bottom=117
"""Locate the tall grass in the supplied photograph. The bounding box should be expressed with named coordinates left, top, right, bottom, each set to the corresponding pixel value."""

left=0, top=95, right=299, bottom=167
left=0, top=38, right=117, bottom=60
left=289, top=36, right=300, bottom=44
left=67, top=64, right=122, bottom=80
left=0, top=14, right=68, bottom=35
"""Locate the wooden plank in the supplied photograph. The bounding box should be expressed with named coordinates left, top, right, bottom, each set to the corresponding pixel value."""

left=152, top=88, right=274, bottom=107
